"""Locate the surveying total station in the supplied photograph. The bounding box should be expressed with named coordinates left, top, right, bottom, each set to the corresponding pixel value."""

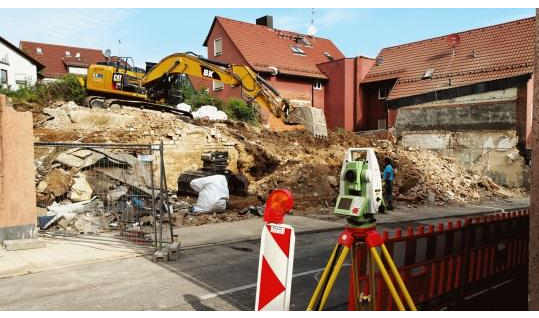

left=307, top=148, right=417, bottom=311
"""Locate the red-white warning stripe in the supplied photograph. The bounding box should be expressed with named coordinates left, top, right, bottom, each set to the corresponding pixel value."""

left=255, top=223, right=295, bottom=311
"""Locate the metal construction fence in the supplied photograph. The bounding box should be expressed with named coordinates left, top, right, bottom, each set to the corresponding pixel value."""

left=348, top=209, right=529, bottom=310
left=34, top=142, right=174, bottom=248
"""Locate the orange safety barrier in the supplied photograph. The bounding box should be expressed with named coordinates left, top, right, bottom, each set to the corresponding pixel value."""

left=348, top=209, right=529, bottom=310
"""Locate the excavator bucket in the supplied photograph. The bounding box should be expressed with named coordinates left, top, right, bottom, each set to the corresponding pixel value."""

left=286, top=106, right=328, bottom=138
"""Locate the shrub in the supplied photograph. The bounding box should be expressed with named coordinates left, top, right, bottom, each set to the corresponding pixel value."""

left=224, top=98, right=257, bottom=123
left=0, top=74, right=87, bottom=105
left=183, top=87, right=223, bottom=110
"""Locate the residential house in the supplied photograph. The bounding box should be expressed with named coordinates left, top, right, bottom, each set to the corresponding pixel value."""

left=358, top=17, right=535, bottom=187
left=202, top=15, right=345, bottom=111
left=19, top=41, right=106, bottom=81
left=0, top=35, right=44, bottom=90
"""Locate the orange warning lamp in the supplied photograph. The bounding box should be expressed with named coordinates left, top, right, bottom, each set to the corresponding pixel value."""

left=263, top=189, right=294, bottom=224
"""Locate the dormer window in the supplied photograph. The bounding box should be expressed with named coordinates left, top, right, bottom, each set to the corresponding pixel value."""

left=422, top=68, right=435, bottom=79
left=323, top=52, right=333, bottom=61
left=75, top=52, right=81, bottom=58
left=65, top=51, right=71, bottom=57
left=36, top=47, right=42, bottom=54
left=289, top=46, right=305, bottom=55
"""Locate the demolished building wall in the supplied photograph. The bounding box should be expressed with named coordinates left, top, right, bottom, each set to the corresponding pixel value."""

left=0, top=95, right=38, bottom=243
left=394, top=88, right=529, bottom=188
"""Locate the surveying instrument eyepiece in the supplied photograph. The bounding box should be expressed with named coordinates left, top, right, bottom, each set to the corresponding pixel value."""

left=307, top=148, right=417, bottom=311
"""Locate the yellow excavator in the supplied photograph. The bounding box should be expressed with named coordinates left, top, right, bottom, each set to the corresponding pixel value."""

left=81, top=52, right=328, bottom=138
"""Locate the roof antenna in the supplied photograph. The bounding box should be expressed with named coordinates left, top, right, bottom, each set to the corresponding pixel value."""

left=307, top=8, right=317, bottom=36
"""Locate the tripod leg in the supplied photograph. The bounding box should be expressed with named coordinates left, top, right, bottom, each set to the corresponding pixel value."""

left=368, top=251, right=376, bottom=309
left=380, top=244, right=417, bottom=311
left=351, top=246, right=361, bottom=310
left=317, top=246, right=350, bottom=310
left=369, top=246, right=406, bottom=311
left=307, top=243, right=341, bottom=311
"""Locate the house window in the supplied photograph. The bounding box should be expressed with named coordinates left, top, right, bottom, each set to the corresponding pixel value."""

left=213, top=80, right=224, bottom=91
left=313, top=80, right=322, bottom=90
left=1, top=69, right=8, bottom=85
left=15, top=74, right=27, bottom=86
left=36, top=47, right=43, bottom=54
left=422, top=68, right=434, bottom=79
left=289, top=46, right=305, bottom=55
left=378, top=87, right=387, bottom=100
left=214, top=38, right=222, bottom=56
left=75, top=52, right=81, bottom=58
left=65, top=51, right=71, bottom=57
left=323, top=52, right=333, bottom=61
left=0, top=51, right=8, bottom=65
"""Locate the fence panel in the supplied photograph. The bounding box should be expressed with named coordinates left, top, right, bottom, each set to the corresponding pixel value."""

left=348, top=210, right=529, bottom=310
left=34, top=142, right=173, bottom=248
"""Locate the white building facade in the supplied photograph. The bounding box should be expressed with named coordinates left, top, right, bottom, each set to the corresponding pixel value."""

left=0, top=36, right=41, bottom=90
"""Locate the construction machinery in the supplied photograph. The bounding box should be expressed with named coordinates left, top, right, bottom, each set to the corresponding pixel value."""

left=81, top=52, right=328, bottom=137
left=177, top=151, right=249, bottom=197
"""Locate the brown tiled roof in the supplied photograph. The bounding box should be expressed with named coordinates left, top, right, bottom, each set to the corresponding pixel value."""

left=19, top=41, right=106, bottom=78
left=362, top=17, right=535, bottom=100
left=203, top=17, right=345, bottom=79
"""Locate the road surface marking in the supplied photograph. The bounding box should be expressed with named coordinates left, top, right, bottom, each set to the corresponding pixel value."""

left=198, top=264, right=351, bottom=300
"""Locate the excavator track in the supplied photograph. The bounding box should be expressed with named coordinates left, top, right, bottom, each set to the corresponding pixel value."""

left=84, top=96, right=193, bottom=122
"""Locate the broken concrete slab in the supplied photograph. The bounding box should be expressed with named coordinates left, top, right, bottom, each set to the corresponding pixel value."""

left=41, top=168, right=72, bottom=197
left=69, top=172, right=93, bottom=202
left=3, top=238, right=46, bottom=251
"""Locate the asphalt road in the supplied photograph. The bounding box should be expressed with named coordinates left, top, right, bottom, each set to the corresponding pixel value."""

left=0, top=214, right=528, bottom=311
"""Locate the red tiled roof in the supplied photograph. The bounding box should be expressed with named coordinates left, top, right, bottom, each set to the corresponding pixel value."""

left=19, top=41, right=106, bottom=78
left=203, top=17, right=345, bottom=79
left=362, top=17, right=535, bottom=100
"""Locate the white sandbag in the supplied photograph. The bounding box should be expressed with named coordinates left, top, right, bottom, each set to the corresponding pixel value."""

left=176, top=103, right=192, bottom=112
left=192, top=105, right=228, bottom=121
left=190, top=175, right=229, bottom=214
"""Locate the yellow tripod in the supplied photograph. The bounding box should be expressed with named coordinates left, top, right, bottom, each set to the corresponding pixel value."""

left=307, top=226, right=417, bottom=311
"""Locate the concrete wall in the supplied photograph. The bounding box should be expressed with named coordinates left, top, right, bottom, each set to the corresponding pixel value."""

left=0, top=41, right=38, bottom=90
left=393, top=100, right=516, bottom=132
left=0, top=95, right=37, bottom=243
left=400, top=130, right=527, bottom=188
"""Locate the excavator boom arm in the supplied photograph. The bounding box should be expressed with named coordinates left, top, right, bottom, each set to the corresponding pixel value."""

left=142, top=52, right=327, bottom=137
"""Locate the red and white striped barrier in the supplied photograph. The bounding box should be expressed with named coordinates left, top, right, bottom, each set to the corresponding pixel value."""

left=255, top=189, right=295, bottom=311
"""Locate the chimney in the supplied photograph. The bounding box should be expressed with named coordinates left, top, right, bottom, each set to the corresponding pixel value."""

left=256, top=15, right=273, bottom=29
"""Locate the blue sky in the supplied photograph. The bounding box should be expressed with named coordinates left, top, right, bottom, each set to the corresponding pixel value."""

left=0, top=8, right=534, bottom=68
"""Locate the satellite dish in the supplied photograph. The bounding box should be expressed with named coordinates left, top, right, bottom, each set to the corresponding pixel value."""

left=446, top=34, right=461, bottom=48
left=104, top=49, right=111, bottom=59
left=307, top=24, right=317, bottom=36
left=268, top=66, right=279, bottom=76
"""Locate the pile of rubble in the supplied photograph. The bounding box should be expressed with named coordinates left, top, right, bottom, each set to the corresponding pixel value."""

left=372, top=140, right=516, bottom=204
left=31, top=100, right=524, bottom=227
left=35, top=146, right=160, bottom=236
